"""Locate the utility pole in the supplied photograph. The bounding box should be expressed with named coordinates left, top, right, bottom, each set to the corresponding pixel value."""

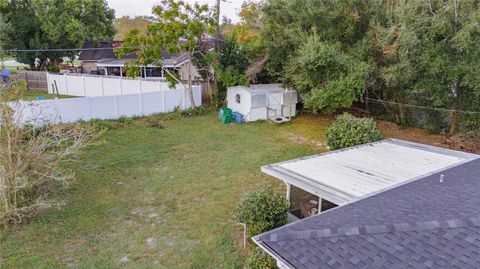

left=215, top=0, right=221, bottom=51
left=213, top=0, right=222, bottom=105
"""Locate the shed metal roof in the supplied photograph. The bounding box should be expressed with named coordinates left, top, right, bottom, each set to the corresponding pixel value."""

left=229, top=84, right=290, bottom=94
left=262, top=139, right=478, bottom=205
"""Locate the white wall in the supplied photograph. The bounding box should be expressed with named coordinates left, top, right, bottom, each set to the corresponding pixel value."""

left=13, top=87, right=202, bottom=125
left=227, top=87, right=251, bottom=118
left=47, top=73, right=194, bottom=98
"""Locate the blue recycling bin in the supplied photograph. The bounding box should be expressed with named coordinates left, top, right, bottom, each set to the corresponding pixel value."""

left=234, top=112, right=244, bottom=124
left=1, top=69, right=11, bottom=84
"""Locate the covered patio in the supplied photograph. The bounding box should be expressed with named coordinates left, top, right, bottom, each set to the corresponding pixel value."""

left=95, top=59, right=167, bottom=78
left=261, top=139, right=478, bottom=222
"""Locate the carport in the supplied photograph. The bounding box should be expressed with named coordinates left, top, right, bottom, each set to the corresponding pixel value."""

left=261, top=139, right=478, bottom=222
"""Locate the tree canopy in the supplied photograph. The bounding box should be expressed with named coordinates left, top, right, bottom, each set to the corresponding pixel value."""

left=261, top=0, right=480, bottom=134
left=118, top=0, right=216, bottom=106
left=0, top=0, right=116, bottom=70
left=114, top=16, right=152, bottom=40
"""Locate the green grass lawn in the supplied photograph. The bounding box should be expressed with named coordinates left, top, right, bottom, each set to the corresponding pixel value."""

left=1, top=112, right=322, bottom=268
left=18, top=89, right=76, bottom=101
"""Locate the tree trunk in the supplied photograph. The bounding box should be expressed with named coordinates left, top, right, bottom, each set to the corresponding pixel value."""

left=398, top=103, right=405, bottom=125
left=187, top=61, right=196, bottom=108
left=449, top=110, right=458, bottom=136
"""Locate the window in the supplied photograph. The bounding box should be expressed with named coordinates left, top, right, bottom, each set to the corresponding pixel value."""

left=251, top=93, right=267, bottom=107
left=236, top=94, right=241, bottom=104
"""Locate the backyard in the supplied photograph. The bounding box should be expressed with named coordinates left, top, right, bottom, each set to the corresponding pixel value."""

left=1, top=111, right=478, bottom=268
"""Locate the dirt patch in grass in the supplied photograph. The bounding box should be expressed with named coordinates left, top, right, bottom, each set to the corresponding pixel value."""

left=284, top=132, right=328, bottom=149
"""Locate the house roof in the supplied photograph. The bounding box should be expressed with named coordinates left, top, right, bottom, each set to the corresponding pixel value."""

left=94, top=52, right=189, bottom=68
left=254, top=144, right=480, bottom=269
left=78, top=38, right=214, bottom=66
left=261, top=139, right=478, bottom=205
left=78, top=41, right=137, bottom=61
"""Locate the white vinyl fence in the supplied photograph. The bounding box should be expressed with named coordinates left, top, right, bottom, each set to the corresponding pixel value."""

left=13, top=87, right=202, bottom=125
left=47, top=73, right=187, bottom=97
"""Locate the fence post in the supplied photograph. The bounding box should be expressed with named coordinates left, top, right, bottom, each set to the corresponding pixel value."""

left=64, top=74, right=69, bottom=96
left=139, top=79, right=143, bottom=94
left=46, top=73, right=51, bottom=94
left=101, top=76, right=105, bottom=96
left=162, top=89, right=166, bottom=113
left=139, top=91, right=144, bottom=116
left=55, top=97, right=60, bottom=124
left=25, top=71, right=30, bottom=90
left=120, top=77, right=123, bottom=95
left=86, top=96, right=92, bottom=121
left=184, top=86, right=187, bottom=109
left=82, top=75, right=87, bottom=96
left=114, top=95, right=119, bottom=118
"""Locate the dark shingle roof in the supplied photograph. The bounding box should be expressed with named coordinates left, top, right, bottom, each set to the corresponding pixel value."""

left=78, top=41, right=131, bottom=61
left=254, top=158, right=480, bottom=269
left=78, top=36, right=216, bottom=63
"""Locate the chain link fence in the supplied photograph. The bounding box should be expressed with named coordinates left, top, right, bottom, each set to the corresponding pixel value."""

left=364, top=99, right=480, bottom=137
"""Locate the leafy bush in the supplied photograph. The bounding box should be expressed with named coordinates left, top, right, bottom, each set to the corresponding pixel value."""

left=326, top=113, right=383, bottom=150
left=1, top=82, right=93, bottom=225
left=246, top=247, right=276, bottom=269
left=237, top=186, right=290, bottom=237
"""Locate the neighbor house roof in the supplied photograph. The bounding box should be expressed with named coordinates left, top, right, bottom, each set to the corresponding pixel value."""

left=78, top=38, right=212, bottom=67
left=254, top=143, right=480, bottom=269
left=261, top=139, right=477, bottom=205
left=78, top=41, right=137, bottom=61
left=94, top=52, right=189, bottom=68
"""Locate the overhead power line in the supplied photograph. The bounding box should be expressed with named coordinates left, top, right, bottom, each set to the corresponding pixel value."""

left=365, top=98, right=480, bottom=115
left=0, top=46, right=151, bottom=53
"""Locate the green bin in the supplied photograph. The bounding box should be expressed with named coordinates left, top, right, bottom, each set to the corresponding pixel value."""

left=220, top=108, right=232, bottom=124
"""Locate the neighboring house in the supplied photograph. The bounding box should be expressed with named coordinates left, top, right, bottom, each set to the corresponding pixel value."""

left=255, top=139, right=480, bottom=268
left=78, top=40, right=204, bottom=81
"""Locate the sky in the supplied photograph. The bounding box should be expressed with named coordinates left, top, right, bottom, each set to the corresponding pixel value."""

left=106, top=0, right=243, bottom=23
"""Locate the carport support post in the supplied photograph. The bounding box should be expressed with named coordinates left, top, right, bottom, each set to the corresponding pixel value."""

left=285, top=182, right=291, bottom=201
left=318, top=197, right=323, bottom=212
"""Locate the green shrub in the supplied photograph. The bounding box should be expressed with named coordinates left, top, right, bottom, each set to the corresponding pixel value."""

left=237, top=186, right=290, bottom=237
left=326, top=113, right=383, bottom=150
left=246, top=247, right=276, bottom=269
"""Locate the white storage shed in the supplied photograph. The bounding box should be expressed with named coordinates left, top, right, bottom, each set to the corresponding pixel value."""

left=227, top=84, right=298, bottom=123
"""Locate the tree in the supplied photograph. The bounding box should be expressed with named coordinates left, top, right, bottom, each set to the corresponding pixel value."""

left=0, top=11, right=9, bottom=68
left=262, top=0, right=371, bottom=78
left=261, top=0, right=480, bottom=135
left=285, top=34, right=367, bottom=113
left=118, top=0, right=216, bottom=107
left=114, top=16, right=152, bottom=40
left=0, top=0, right=115, bottom=70
left=221, top=1, right=273, bottom=84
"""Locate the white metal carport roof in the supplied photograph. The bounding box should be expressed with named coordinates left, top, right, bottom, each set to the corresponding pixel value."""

left=261, top=139, right=479, bottom=206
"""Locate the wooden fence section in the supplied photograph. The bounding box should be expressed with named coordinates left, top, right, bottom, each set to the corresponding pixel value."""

left=18, top=71, right=48, bottom=91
